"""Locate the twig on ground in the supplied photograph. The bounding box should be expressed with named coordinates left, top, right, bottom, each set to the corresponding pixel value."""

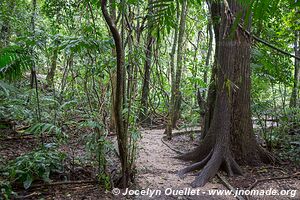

left=161, top=137, right=185, bottom=155
left=30, top=180, right=97, bottom=188
left=217, top=173, right=246, bottom=200
left=16, top=192, right=40, bottom=199
left=248, top=173, right=300, bottom=190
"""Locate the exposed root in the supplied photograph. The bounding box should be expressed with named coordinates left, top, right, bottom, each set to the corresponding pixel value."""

left=191, top=147, right=224, bottom=187
left=177, top=145, right=244, bottom=188
left=258, top=146, right=279, bottom=164
left=161, top=137, right=185, bottom=155
left=224, top=158, right=234, bottom=177
left=230, top=156, right=243, bottom=175
left=217, top=173, right=246, bottom=200
left=177, top=149, right=213, bottom=179
left=175, top=140, right=213, bottom=161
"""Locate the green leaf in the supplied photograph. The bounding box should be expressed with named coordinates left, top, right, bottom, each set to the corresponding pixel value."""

left=0, top=45, right=32, bottom=81
left=290, top=1, right=300, bottom=8
left=23, top=174, right=33, bottom=189
left=42, top=171, right=51, bottom=183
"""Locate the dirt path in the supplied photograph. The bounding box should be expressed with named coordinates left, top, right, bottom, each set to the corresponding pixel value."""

left=134, top=129, right=233, bottom=200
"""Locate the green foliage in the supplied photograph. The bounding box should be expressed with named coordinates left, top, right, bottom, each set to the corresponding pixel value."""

left=82, top=120, right=112, bottom=190
left=0, top=0, right=299, bottom=194
left=251, top=47, right=293, bottom=85
left=1, top=149, right=66, bottom=190
left=275, top=118, right=300, bottom=163
left=41, top=0, right=80, bottom=29
left=0, top=45, right=32, bottom=81
left=254, top=107, right=300, bottom=163
left=0, top=80, right=19, bottom=98
left=27, top=123, right=68, bottom=141
left=0, top=180, right=13, bottom=200
left=58, top=36, right=113, bottom=54
left=148, top=0, right=176, bottom=38
left=0, top=83, right=33, bottom=122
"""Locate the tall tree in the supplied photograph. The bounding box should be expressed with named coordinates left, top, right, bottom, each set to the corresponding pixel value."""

left=139, top=0, right=155, bottom=123
left=165, top=0, right=188, bottom=139
left=290, top=29, right=300, bottom=107
left=30, top=0, right=37, bottom=89
left=101, top=0, right=130, bottom=188
left=177, top=0, right=274, bottom=187
left=46, top=47, right=58, bottom=86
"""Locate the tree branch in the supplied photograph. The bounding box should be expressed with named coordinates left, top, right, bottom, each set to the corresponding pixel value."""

left=242, top=27, right=300, bottom=60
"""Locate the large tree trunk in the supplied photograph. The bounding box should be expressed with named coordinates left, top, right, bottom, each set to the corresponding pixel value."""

left=177, top=0, right=274, bottom=187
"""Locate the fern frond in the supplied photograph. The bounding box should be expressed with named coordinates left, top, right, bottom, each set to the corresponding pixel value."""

left=0, top=45, right=33, bottom=81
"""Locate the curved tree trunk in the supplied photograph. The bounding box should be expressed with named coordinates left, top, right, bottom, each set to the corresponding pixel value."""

left=177, top=0, right=275, bottom=187
left=101, top=0, right=129, bottom=188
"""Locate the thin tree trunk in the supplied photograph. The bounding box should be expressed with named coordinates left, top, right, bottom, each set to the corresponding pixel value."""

left=30, top=0, right=37, bottom=89
left=109, top=0, right=117, bottom=132
left=203, top=17, right=213, bottom=96
left=199, top=6, right=214, bottom=133
left=46, top=48, right=58, bottom=86
left=29, top=0, right=42, bottom=145
left=290, top=30, right=300, bottom=107
left=139, top=0, right=154, bottom=123
left=59, top=54, right=72, bottom=102
left=101, top=0, right=129, bottom=188
left=165, top=0, right=187, bottom=139
left=172, top=0, right=188, bottom=127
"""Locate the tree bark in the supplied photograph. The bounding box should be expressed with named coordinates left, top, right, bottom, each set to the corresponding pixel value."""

left=30, top=0, right=37, bottom=89
left=203, top=16, right=213, bottom=97
left=46, top=48, right=58, bottom=86
left=109, top=0, right=117, bottom=132
left=177, top=0, right=274, bottom=187
left=165, top=0, right=188, bottom=139
left=290, top=30, right=300, bottom=107
left=172, top=0, right=188, bottom=127
left=101, top=0, right=129, bottom=188
left=139, top=0, right=154, bottom=123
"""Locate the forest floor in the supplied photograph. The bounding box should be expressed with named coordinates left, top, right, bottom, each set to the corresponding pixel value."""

left=134, top=128, right=231, bottom=200
left=133, top=128, right=300, bottom=200
left=0, top=127, right=299, bottom=199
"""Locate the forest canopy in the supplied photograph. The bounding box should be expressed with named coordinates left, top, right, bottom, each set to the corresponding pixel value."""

left=0, top=0, right=299, bottom=199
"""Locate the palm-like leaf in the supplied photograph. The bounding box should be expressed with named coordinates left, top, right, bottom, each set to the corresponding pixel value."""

left=148, top=0, right=176, bottom=36
left=0, top=45, right=33, bottom=81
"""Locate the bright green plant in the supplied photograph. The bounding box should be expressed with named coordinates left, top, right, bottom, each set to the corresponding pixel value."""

left=1, top=149, right=66, bottom=190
